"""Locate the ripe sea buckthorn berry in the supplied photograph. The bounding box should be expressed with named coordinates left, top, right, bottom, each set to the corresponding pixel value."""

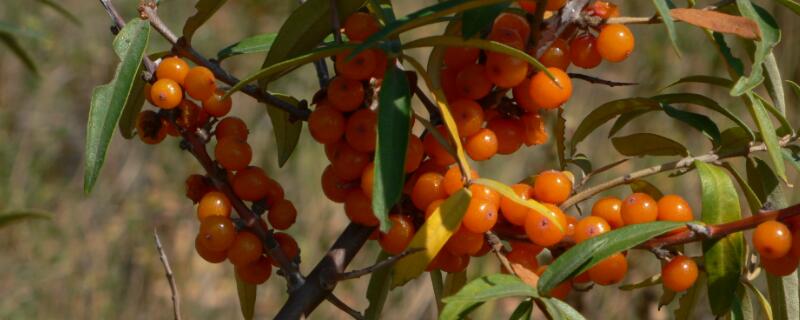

left=522, top=112, right=548, bottom=146
left=565, top=214, right=578, bottom=236
left=232, top=166, right=270, bottom=201
left=437, top=250, right=470, bottom=273
left=503, top=242, right=541, bottom=273
left=321, top=164, right=353, bottom=203
left=761, top=254, right=800, bottom=276
left=411, top=172, right=447, bottom=210
left=423, top=126, right=456, bottom=166
left=450, top=99, right=485, bottom=137
left=657, top=195, right=693, bottom=222
left=525, top=204, right=567, bottom=247
left=493, top=13, right=531, bottom=43
left=443, top=165, right=479, bottom=196
left=360, top=162, right=375, bottom=197
left=195, top=234, right=227, bottom=263
left=343, top=12, right=380, bottom=42
left=444, top=46, right=481, bottom=71
left=487, top=118, right=525, bottom=155
left=588, top=1, right=620, bottom=19
left=445, top=227, right=484, bottom=256
left=327, top=76, right=365, bottom=112
left=185, top=174, right=213, bottom=203
left=661, top=256, right=698, bottom=292
left=215, top=137, right=252, bottom=171
left=150, top=78, right=183, bottom=109
left=379, top=214, right=416, bottom=254
left=440, top=68, right=462, bottom=101
left=791, top=228, right=800, bottom=258
left=573, top=216, right=610, bottom=243
left=370, top=49, right=389, bottom=79
left=621, top=193, right=658, bottom=225
left=175, top=99, right=201, bottom=130
left=262, top=178, right=286, bottom=207
left=227, top=231, right=264, bottom=266
left=236, top=256, right=272, bottom=284
left=156, top=56, right=190, bottom=84
left=161, top=117, right=180, bottom=137
left=485, top=53, right=529, bottom=88
left=325, top=140, right=343, bottom=162
left=144, top=83, right=155, bottom=105
left=455, top=64, right=493, bottom=100
left=345, top=108, right=377, bottom=153
left=538, top=38, right=571, bottom=70
left=470, top=183, right=501, bottom=205
left=597, top=24, right=635, bottom=63
left=569, top=35, right=602, bottom=69
left=308, top=103, right=346, bottom=144
left=753, top=221, right=792, bottom=259
left=406, top=160, right=447, bottom=195
left=500, top=183, right=535, bottom=226
left=487, top=28, right=524, bottom=51
left=462, top=196, right=499, bottom=233
left=425, top=199, right=444, bottom=220
left=202, top=89, right=232, bottom=117
left=344, top=190, right=379, bottom=226
left=588, top=252, right=628, bottom=285
left=335, top=49, right=376, bottom=81
left=271, top=232, right=299, bottom=267
left=513, top=78, right=539, bottom=112
left=591, top=196, right=624, bottom=229
left=331, top=143, right=371, bottom=181
left=533, top=170, right=572, bottom=205
left=465, top=128, right=499, bottom=161
left=184, top=66, right=217, bottom=101
left=198, top=215, right=236, bottom=252
left=215, top=116, right=249, bottom=141
left=529, top=67, right=572, bottom=109
left=136, top=110, right=167, bottom=144
left=405, top=135, right=425, bottom=173
left=268, top=199, right=297, bottom=230
left=197, top=191, right=232, bottom=221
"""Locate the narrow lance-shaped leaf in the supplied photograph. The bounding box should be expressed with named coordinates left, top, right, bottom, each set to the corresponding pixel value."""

left=766, top=273, right=799, bottom=320
left=611, top=133, right=689, bottom=157
left=772, top=0, right=800, bottom=15
left=742, top=281, right=774, bottom=320
left=36, top=0, right=81, bottom=26
left=674, top=274, right=705, bottom=320
left=662, top=104, right=722, bottom=146
left=509, top=300, right=533, bottom=320
left=652, top=0, right=681, bottom=55
left=118, top=70, right=147, bottom=139
left=721, top=162, right=762, bottom=214
left=571, top=98, right=661, bottom=155
left=182, top=0, right=228, bottom=45
left=746, top=93, right=787, bottom=184
left=365, top=251, right=392, bottom=320
left=266, top=94, right=304, bottom=167
left=710, top=31, right=745, bottom=76
left=373, top=65, right=411, bottom=232
left=662, top=74, right=733, bottom=90
left=763, top=53, right=786, bottom=114
left=234, top=274, right=256, bottom=320
left=669, top=8, right=760, bottom=40
left=441, top=274, right=538, bottom=320
left=0, top=210, right=51, bottom=229
left=730, top=0, right=780, bottom=96
left=540, top=298, right=587, bottom=320
left=84, top=19, right=150, bottom=193
left=474, top=178, right=564, bottom=232
left=651, top=93, right=754, bottom=140
left=217, top=33, right=277, bottom=61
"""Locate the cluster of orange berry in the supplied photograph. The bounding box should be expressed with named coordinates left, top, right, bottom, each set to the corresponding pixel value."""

left=752, top=219, right=800, bottom=276
left=137, top=56, right=299, bottom=284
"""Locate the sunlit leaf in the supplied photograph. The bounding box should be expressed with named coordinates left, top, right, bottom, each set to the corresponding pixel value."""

left=441, top=274, right=537, bottom=320
left=743, top=281, right=774, bottom=320
left=746, top=93, right=787, bottom=184
left=619, top=274, right=662, bottom=291
left=474, top=178, right=564, bottom=232
left=730, top=1, right=780, bottom=95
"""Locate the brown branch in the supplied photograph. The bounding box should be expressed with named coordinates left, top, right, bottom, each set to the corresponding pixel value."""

left=568, top=73, right=638, bottom=87
left=486, top=232, right=516, bottom=276
left=153, top=229, right=182, bottom=320
left=325, top=294, right=365, bottom=320
left=336, top=248, right=421, bottom=281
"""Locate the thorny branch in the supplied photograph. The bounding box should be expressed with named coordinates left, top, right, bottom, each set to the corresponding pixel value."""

left=154, top=229, right=182, bottom=320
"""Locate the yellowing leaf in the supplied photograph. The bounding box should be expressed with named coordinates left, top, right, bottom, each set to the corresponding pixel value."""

left=392, top=189, right=471, bottom=287
left=472, top=178, right=564, bottom=232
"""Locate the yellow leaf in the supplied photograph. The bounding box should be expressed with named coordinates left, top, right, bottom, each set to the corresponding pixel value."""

left=473, top=178, right=565, bottom=232
left=391, top=189, right=472, bottom=287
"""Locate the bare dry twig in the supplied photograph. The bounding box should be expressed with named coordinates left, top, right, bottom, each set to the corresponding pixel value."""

left=153, top=229, right=182, bottom=320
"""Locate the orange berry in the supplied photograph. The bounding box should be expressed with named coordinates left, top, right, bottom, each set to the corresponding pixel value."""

left=331, top=142, right=371, bottom=181
left=573, top=216, right=610, bottom=243
left=214, top=137, right=252, bottom=171
left=525, top=204, right=567, bottom=247
left=470, top=183, right=501, bottom=205
left=215, top=116, right=249, bottom=140
left=185, top=174, right=213, bottom=204
left=227, top=231, right=264, bottom=266
left=753, top=221, right=792, bottom=259
left=591, top=196, right=624, bottom=229
left=588, top=252, right=628, bottom=285
left=344, top=190, right=379, bottom=226
left=150, top=78, right=183, bottom=109
left=309, top=102, right=345, bottom=144
left=445, top=227, right=484, bottom=256
left=271, top=232, right=299, bottom=266
left=268, top=199, right=297, bottom=230
left=425, top=199, right=445, bottom=220
left=438, top=250, right=470, bottom=273
left=325, top=140, right=343, bottom=162
left=569, top=35, right=602, bottom=69
left=379, top=214, right=416, bottom=254
left=235, top=256, right=272, bottom=284
left=588, top=1, right=620, bottom=19
left=444, top=46, right=481, bottom=71
left=450, top=99, right=485, bottom=137
left=487, top=118, right=525, bottom=155
left=321, top=164, right=353, bottom=203
left=198, top=215, right=236, bottom=252
left=144, top=83, right=155, bottom=105
left=136, top=110, right=168, bottom=144
left=156, top=56, right=190, bottom=84
left=440, top=67, right=462, bottom=101
left=661, top=256, right=698, bottom=292
left=443, top=166, right=479, bottom=196
left=202, top=89, right=232, bottom=117
left=504, top=241, right=541, bottom=272
left=327, top=76, right=365, bottom=112
left=493, top=13, right=531, bottom=43
left=455, top=64, right=493, bottom=100
left=791, top=228, right=800, bottom=258
left=335, top=48, right=376, bottom=81
left=345, top=108, right=377, bottom=153
left=262, top=178, right=286, bottom=207
left=184, top=66, right=217, bottom=101
left=565, top=214, right=578, bottom=236
left=596, top=24, right=635, bottom=62
left=197, top=191, right=232, bottom=221
left=465, top=128, right=499, bottom=161
left=500, top=183, right=534, bottom=226
left=195, top=234, right=228, bottom=263
left=762, top=254, right=800, bottom=276
left=405, top=135, right=425, bottom=173
left=538, top=38, right=571, bottom=70
left=175, top=99, right=202, bottom=131
left=462, top=196, right=499, bottom=234
left=514, top=78, right=539, bottom=112
left=343, top=12, right=380, bottom=42
left=370, top=49, right=389, bottom=79
left=529, top=67, right=572, bottom=109
left=411, top=172, right=448, bottom=210
left=231, top=166, right=270, bottom=201
left=533, top=170, right=572, bottom=204
left=521, top=112, right=548, bottom=146
left=657, top=195, right=693, bottom=222
left=620, top=193, right=658, bottom=225
left=361, top=162, right=375, bottom=198
left=487, top=28, right=524, bottom=51
left=485, top=53, right=529, bottom=88
left=423, top=126, right=456, bottom=166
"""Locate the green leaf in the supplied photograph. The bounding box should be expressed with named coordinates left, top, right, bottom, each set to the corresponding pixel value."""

left=556, top=108, right=567, bottom=170
left=695, top=161, right=744, bottom=316
left=651, top=0, right=681, bottom=55
left=234, top=274, right=256, bottom=320
left=508, top=300, right=533, bottom=320
left=746, top=93, right=788, bottom=183
left=118, top=70, right=147, bottom=139
left=373, top=65, right=411, bottom=232
left=772, top=0, right=800, bottom=14
left=619, top=274, right=662, bottom=291
left=787, top=80, right=800, bottom=99
left=182, top=0, right=228, bottom=45
left=217, top=33, right=277, bottom=61
left=571, top=98, right=661, bottom=155
left=662, top=105, right=722, bottom=146
left=743, top=281, right=774, bottom=320
left=719, top=127, right=755, bottom=156
left=674, top=274, right=704, bottom=320
left=711, top=31, right=745, bottom=76
left=628, top=180, right=664, bottom=200
left=663, top=75, right=733, bottom=90
left=608, top=109, right=653, bottom=138
left=766, top=273, right=799, bottom=320
left=266, top=94, right=304, bottom=167
left=746, top=158, right=780, bottom=208
left=763, top=53, right=786, bottom=115
left=731, top=0, right=780, bottom=96
left=441, top=274, right=537, bottom=320
left=431, top=270, right=444, bottom=312
left=538, top=297, right=587, bottom=320
left=754, top=93, right=793, bottom=137
left=721, top=162, right=762, bottom=214
left=0, top=34, right=38, bottom=74
left=538, top=221, right=683, bottom=294
left=36, top=0, right=81, bottom=26
left=461, top=3, right=510, bottom=39
left=651, top=93, right=754, bottom=140
left=84, top=19, right=151, bottom=193
left=365, top=251, right=393, bottom=320
left=611, top=133, right=689, bottom=157
left=782, top=147, right=800, bottom=174
left=566, top=154, right=593, bottom=174
left=0, top=210, right=51, bottom=229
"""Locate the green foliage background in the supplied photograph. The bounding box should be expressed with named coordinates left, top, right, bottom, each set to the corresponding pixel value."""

left=0, top=0, right=798, bottom=318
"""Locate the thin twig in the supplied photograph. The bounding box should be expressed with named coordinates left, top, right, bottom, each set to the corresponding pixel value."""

left=568, top=73, right=638, bottom=87
left=99, top=0, right=156, bottom=77
left=486, top=232, right=516, bottom=276
left=153, top=229, right=182, bottom=320
left=336, top=248, right=422, bottom=281
left=326, top=294, right=365, bottom=320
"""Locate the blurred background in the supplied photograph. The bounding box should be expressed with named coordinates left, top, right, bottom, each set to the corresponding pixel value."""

left=0, top=0, right=798, bottom=319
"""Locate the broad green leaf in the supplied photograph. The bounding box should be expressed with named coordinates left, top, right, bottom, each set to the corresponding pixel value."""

left=373, top=65, right=411, bottom=232
left=461, top=3, right=510, bottom=39
left=766, top=273, right=799, bottom=320
left=441, top=274, right=537, bottom=320
left=539, top=297, right=586, bottom=320
left=652, top=0, right=681, bottom=55
left=571, top=98, right=661, bottom=155
left=746, top=158, right=780, bottom=207
left=695, top=161, right=744, bottom=316
left=84, top=19, right=150, bottom=193
left=674, top=274, right=704, bottom=320
left=37, top=0, right=81, bottom=25
left=266, top=94, right=303, bottom=167
left=731, top=0, right=780, bottom=96
left=234, top=274, right=256, bottom=320
left=473, top=178, right=564, bottom=232
left=556, top=108, right=567, bottom=170
left=365, top=251, right=392, bottom=320
left=0, top=34, right=37, bottom=74
left=611, top=133, right=689, bottom=157
left=538, top=221, right=683, bottom=294
left=182, top=0, right=228, bottom=45
left=118, top=70, right=147, bottom=139
left=743, top=281, right=774, bottom=320
left=721, top=162, right=762, bottom=214
left=763, top=53, right=786, bottom=114
left=663, top=75, right=733, bottom=90
left=651, top=93, right=754, bottom=140
left=217, top=33, right=277, bottom=61
left=392, top=189, right=471, bottom=287
left=0, top=210, right=51, bottom=229
left=629, top=180, right=664, bottom=200
left=773, top=0, right=800, bottom=14
left=746, top=93, right=787, bottom=183
left=619, top=274, right=662, bottom=291
left=509, top=300, right=533, bottom=320
left=662, top=105, right=722, bottom=146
